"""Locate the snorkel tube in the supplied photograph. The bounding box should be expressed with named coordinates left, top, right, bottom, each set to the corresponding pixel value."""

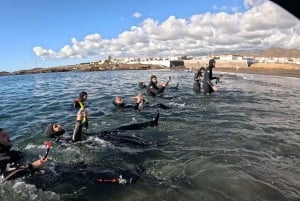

left=2, top=141, right=52, bottom=182
left=43, top=141, right=52, bottom=160
left=96, top=175, right=128, bottom=185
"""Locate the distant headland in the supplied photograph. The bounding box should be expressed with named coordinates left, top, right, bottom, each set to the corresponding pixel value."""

left=0, top=63, right=165, bottom=76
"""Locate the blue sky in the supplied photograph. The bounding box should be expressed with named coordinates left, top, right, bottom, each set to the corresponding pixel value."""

left=0, top=0, right=299, bottom=72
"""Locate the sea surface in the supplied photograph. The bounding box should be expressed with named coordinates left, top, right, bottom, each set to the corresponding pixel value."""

left=0, top=69, right=299, bottom=201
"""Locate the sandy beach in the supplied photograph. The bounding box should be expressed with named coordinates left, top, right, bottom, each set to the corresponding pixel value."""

left=186, top=62, right=300, bottom=78
left=216, top=67, right=300, bottom=78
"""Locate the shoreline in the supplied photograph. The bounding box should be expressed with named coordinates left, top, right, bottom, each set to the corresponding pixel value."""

left=214, top=67, right=300, bottom=78
left=185, top=61, right=300, bottom=78
left=1, top=63, right=300, bottom=79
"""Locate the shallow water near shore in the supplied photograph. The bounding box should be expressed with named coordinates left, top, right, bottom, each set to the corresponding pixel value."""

left=0, top=70, right=299, bottom=201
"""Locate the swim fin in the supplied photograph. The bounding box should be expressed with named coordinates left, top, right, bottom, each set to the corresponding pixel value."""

left=151, top=110, right=160, bottom=127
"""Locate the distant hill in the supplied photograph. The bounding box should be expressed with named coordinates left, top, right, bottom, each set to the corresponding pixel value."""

left=236, top=47, right=300, bottom=58
left=0, top=71, right=10, bottom=76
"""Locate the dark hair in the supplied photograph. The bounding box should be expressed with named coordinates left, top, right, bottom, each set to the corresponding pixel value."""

left=79, top=91, right=88, bottom=100
left=0, top=128, right=3, bottom=133
left=44, top=124, right=65, bottom=138
left=199, top=66, right=205, bottom=72
left=150, top=75, right=157, bottom=80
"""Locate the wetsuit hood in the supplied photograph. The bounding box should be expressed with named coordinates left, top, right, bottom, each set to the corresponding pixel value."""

left=44, top=123, right=65, bottom=138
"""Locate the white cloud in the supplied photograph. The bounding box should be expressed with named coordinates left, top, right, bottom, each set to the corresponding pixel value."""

left=133, top=12, right=142, bottom=18
left=33, top=1, right=300, bottom=60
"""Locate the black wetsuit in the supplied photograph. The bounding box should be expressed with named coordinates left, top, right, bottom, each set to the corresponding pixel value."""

left=146, top=82, right=166, bottom=97
left=140, top=82, right=179, bottom=92
left=113, top=100, right=170, bottom=111
left=113, top=102, right=140, bottom=110
left=193, top=67, right=205, bottom=93
left=54, top=129, right=163, bottom=148
left=51, top=111, right=163, bottom=148
left=0, top=145, right=34, bottom=181
left=202, top=62, right=218, bottom=94
left=27, top=162, right=146, bottom=192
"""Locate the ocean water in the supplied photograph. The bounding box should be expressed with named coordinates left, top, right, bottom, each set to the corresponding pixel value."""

left=0, top=69, right=299, bottom=201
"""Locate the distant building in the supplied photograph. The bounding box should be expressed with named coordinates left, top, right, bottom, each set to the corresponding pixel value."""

left=170, top=60, right=184, bottom=68
left=219, top=55, right=243, bottom=61
left=140, top=60, right=184, bottom=68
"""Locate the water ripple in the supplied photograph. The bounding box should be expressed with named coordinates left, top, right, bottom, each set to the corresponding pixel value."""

left=0, top=70, right=299, bottom=201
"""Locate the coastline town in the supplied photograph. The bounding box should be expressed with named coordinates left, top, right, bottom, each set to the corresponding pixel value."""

left=1, top=47, right=300, bottom=78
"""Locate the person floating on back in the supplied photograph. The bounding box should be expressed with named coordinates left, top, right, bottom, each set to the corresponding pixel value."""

left=112, top=93, right=171, bottom=111
left=44, top=109, right=161, bottom=147
left=112, top=94, right=144, bottom=110
left=0, top=128, right=49, bottom=182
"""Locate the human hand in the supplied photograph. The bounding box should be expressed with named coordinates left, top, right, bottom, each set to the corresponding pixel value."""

left=212, top=85, right=218, bottom=92
left=134, top=93, right=144, bottom=103
left=77, top=109, right=86, bottom=121
left=31, top=157, right=48, bottom=169
left=160, top=82, right=167, bottom=87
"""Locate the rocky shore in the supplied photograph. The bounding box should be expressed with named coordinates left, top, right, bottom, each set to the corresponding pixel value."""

left=0, top=63, right=165, bottom=76
left=1, top=61, right=300, bottom=78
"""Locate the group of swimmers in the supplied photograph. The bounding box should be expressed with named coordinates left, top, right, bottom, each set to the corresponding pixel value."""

left=0, top=58, right=220, bottom=186
left=0, top=80, right=165, bottom=184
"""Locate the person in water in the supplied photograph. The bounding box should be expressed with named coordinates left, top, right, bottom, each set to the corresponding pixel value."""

left=44, top=109, right=161, bottom=147
left=112, top=93, right=171, bottom=110
left=44, top=122, right=68, bottom=143
left=112, top=93, right=144, bottom=110
left=28, top=161, right=146, bottom=193
left=140, top=76, right=179, bottom=93
left=0, top=128, right=48, bottom=181
left=193, top=66, right=206, bottom=93
left=72, top=91, right=89, bottom=129
left=44, top=108, right=87, bottom=142
left=146, top=75, right=168, bottom=97
left=202, top=59, right=220, bottom=94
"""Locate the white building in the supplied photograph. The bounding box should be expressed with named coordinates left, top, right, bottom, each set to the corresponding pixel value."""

left=219, top=55, right=243, bottom=61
